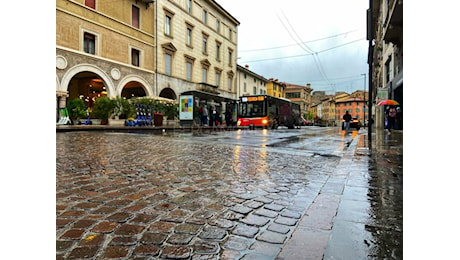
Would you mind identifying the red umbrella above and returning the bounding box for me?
[377,99,399,106]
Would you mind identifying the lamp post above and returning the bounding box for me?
[361,73,366,127]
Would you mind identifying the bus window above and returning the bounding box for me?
[239,101,265,117]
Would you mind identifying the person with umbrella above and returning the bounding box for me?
[378,99,399,134]
[386,106,397,134]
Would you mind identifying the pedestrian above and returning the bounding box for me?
[201,104,208,126]
[343,111,352,131]
[225,109,233,127]
[210,106,218,126]
[386,106,397,134]
[395,107,402,130]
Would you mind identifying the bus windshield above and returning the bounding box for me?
[238,101,265,118]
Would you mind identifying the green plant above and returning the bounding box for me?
[112,97,134,119]
[163,102,178,119]
[67,98,87,120]
[92,97,115,122]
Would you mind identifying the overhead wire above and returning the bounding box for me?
[238,30,359,53]
[238,38,365,63]
[277,11,333,86]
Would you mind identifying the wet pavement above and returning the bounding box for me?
[56,127,402,259]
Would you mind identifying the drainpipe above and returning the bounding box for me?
[155,0,158,96]
[367,0,373,148]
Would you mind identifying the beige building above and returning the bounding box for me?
[369,0,403,129]
[56,0,240,115]
[156,0,240,107]
[236,64,267,97]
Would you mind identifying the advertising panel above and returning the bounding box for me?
[179,95,193,120]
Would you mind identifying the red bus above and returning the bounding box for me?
[237,95,301,129]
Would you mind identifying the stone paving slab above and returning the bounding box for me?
[56,131,344,259]
[56,129,402,259]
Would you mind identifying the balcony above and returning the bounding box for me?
[383,0,403,45]
[136,0,154,8]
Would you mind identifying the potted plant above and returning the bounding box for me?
[163,102,178,120]
[112,97,134,119]
[92,96,115,125]
[67,98,87,124]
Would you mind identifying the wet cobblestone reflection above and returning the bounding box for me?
[56,132,341,259]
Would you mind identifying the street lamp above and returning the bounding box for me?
[361,73,366,127]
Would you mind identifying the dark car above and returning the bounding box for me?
[342,117,361,130]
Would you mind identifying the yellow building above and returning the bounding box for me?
[266,78,286,98]
[56,0,240,115]
[56,0,156,109]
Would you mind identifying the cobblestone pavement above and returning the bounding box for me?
[56,131,344,259]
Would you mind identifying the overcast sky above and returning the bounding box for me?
[217,0,370,94]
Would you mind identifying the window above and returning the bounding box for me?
[85,0,95,9]
[131,48,140,66]
[202,9,207,24]
[83,32,96,54]
[165,15,172,35]
[215,72,221,87]
[253,86,257,95]
[186,62,192,81]
[229,28,232,41]
[216,42,221,60]
[202,35,208,54]
[186,27,192,46]
[385,56,392,83]
[216,20,220,33]
[186,0,192,13]
[228,77,233,91]
[228,50,233,66]
[202,68,208,83]
[243,83,247,92]
[132,5,140,28]
[165,53,172,75]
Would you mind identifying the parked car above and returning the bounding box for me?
[342,117,361,130]
[300,117,313,126]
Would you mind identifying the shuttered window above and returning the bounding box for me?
[132,5,140,29]
[85,0,96,9]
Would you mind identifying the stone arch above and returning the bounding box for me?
[117,75,153,97]
[60,64,115,97]
[159,87,177,100]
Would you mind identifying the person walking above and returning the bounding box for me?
[225,109,233,127]
[343,111,352,132]
[386,106,397,134]
[201,104,208,126]
[210,106,218,126]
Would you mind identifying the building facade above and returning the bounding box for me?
[266,79,286,98]
[56,0,240,117]
[236,64,267,97]
[369,0,403,129]
[284,83,313,118]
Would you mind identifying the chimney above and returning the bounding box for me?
[306,83,311,88]
[244,64,249,69]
